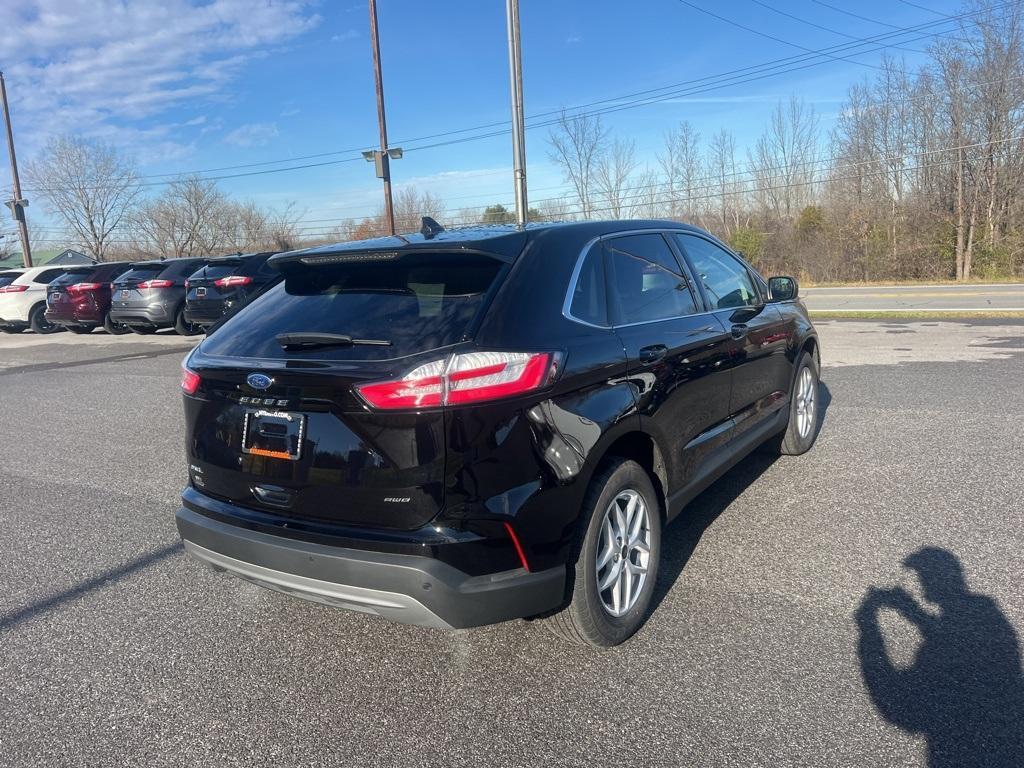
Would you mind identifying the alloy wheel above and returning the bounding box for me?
[795,367,817,439]
[595,489,651,617]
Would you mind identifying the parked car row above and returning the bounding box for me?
[0,252,279,336]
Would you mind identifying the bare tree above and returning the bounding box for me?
[594,139,638,219]
[25,136,140,260]
[547,110,609,218]
[131,176,236,258]
[750,96,820,221]
[659,121,703,220]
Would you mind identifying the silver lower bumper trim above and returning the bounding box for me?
[183,539,452,629]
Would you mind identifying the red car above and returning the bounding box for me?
[45,261,134,334]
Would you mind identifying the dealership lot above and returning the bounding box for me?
[1,320,1022,767]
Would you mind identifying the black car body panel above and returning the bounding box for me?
[183,252,279,328]
[110,258,208,329]
[176,221,819,627]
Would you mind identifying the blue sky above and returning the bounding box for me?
[2,0,964,241]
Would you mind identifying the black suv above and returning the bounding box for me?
[110,258,209,335]
[176,221,819,646]
[183,252,279,330]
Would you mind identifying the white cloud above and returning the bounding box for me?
[332,30,359,43]
[565,33,582,44]
[223,122,280,147]
[2,0,320,157]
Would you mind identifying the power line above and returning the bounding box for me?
[747,0,925,53]
[21,0,1012,195]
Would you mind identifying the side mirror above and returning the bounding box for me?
[768,275,799,302]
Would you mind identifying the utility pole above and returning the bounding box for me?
[367,0,400,236]
[0,72,31,268]
[506,0,528,228]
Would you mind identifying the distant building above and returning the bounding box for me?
[0,248,96,269]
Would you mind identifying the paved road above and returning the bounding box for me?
[803,282,1024,312]
[1,321,1022,767]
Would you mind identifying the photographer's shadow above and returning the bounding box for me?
[857,548,1024,766]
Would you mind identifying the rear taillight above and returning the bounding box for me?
[181,367,201,395]
[138,279,173,289]
[355,351,558,410]
[67,282,101,294]
[214,275,252,288]
[0,285,28,293]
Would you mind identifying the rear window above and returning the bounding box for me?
[192,260,246,280]
[117,265,163,283]
[0,272,22,288]
[201,252,504,361]
[49,270,94,287]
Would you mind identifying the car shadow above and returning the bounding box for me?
[0,542,183,633]
[650,380,832,615]
[856,548,1024,766]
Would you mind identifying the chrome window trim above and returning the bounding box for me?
[562,228,727,331]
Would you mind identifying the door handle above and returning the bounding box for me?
[731,324,748,340]
[638,344,668,364]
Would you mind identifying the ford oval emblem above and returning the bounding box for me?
[247,373,273,391]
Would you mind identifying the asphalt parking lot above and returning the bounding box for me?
[1,319,1022,767]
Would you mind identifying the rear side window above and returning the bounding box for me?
[201,252,505,361]
[675,234,760,310]
[569,243,608,326]
[0,273,20,288]
[605,234,699,325]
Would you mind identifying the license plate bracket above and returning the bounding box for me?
[120,289,129,300]
[241,410,306,461]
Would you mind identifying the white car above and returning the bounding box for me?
[0,265,73,334]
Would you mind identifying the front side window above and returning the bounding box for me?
[675,234,760,311]
[605,234,698,325]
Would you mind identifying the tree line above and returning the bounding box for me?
[17,0,1024,281]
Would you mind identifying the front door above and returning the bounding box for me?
[672,233,791,442]
[602,233,735,498]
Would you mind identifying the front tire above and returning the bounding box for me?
[770,350,821,456]
[546,458,662,647]
[29,305,61,334]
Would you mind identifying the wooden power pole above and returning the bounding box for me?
[0,72,32,268]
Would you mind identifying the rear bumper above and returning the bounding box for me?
[109,302,171,326]
[176,506,565,630]
[45,307,103,325]
[183,302,227,326]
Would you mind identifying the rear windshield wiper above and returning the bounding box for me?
[275,332,392,350]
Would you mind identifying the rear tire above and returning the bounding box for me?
[29,305,61,334]
[1,326,25,334]
[129,325,157,335]
[67,325,94,334]
[174,308,202,336]
[766,350,820,456]
[545,458,661,647]
[103,313,131,335]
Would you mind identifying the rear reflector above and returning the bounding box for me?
[139,279,173,289]
[0,285,28,293]
[355,351,558,410]
[214,275,253,288]
[181,367,201,395]
[503,521,531,572]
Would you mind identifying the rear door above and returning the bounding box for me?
[603,232,735,497]
[673,233,791,441]
[186,250,508,530]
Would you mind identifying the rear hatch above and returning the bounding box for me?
[185,257,249,318]
[46,268,95,316]
[184,250,508,530]
[112,263,165,307]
